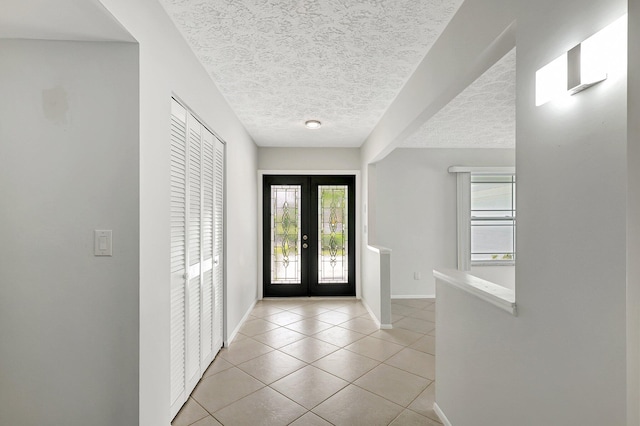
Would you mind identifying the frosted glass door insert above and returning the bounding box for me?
[271,185,301,284]
[318,185,348,283]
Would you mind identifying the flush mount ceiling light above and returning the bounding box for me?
[304,120,322,129]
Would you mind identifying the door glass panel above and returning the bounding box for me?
[271,185,301,284]
[318,185,348,283]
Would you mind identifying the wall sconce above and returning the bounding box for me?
[535,14,626,106]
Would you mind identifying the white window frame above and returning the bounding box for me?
[449,166,516,270]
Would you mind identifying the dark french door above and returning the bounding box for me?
[263,175,355,297]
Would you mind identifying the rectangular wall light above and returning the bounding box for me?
[535,14,626,106]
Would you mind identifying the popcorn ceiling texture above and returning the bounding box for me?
[402,48,516,149]
[159,0,463,147]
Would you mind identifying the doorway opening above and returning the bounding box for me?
[263,175,355,297]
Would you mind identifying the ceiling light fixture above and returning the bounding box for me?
[304,120,322,129]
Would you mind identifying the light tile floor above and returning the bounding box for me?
[172,298,440,426]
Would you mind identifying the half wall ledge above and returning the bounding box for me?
[433,269,517,316]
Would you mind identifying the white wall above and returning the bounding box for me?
[376,148,514,297]
[0,40,139,425]
[359,0,516,323]
[469,266,515,291]
[436,0,628,424]
[93,1,259,424]
[258,147,360,170]
[257,147,361,301]
[628,0,640,423]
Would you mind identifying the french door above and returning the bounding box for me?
[263,175,355,297]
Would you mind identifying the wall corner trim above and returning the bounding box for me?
[225,299,258,346]
[434,402,453,426]
[434,269,517,316]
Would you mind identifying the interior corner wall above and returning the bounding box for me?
[0,40,139,426]
[514,0,627,424]
[257,147,361,170]
[98,1,258,424]
[628,0,640,423]
[376,148,514,297]
[436,1,628,423]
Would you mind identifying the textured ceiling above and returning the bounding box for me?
[159,0,463,147]
[401,47,516,149]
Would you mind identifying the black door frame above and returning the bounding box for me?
[262,174,356,297]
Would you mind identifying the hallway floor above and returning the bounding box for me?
[172,298,440,426]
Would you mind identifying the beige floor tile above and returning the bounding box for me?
[313,326,367,347]
[344,336,404,362]
[369,328,423,346]
[408,309,436,322]
[238,318,280,336]
[202,356,233,378]
[261,299,308,310]
[385,347,436,379]
[393,317,435,334]
[424,302,436,312]
[190,416,223,426]
[313,299,357,310]
[409,334,436,355]
[339,317,379,334]
[428,327,436,337]
[289,411,333,426]
[391,313,406,323]
[313,385,404,426]
[312,348,380,382]
[390,409,441,426]
[390,304,420,317]
[213,387,306,426]
[263,310,306,326]
[271,365,349,409]
[279,337,340,363]
[218,338,273,365]
[354,364,429,407]
[250,304,285,318]
[192,367,264,413]
[287,304,331,317]
[251,326,306,349]
[285,318,334,336]
[231,332,250,342]
[333,303,369,316]
[171,397,208,426]
[399,299,434,309]
[236,350,306,384]
[313,310,353,325]
[408,382,441,422]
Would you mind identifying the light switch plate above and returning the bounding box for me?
[94,230,113,256]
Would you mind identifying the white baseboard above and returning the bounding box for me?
[433,402,452,426]
[361,298,393,329]
[392,294,436,299]
[225,299,257,346]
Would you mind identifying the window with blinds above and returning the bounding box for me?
[470,174,516,264]
[170,98,224,419]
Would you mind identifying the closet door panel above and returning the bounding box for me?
[200,129,215,367]
[170,101,188,413]
[213,139,224,351]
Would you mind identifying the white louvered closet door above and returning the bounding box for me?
[170,98,225,420]
[185,112,202,394]
[200,129,215,369]
[170,100,188,416]
[212,139,224,351]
